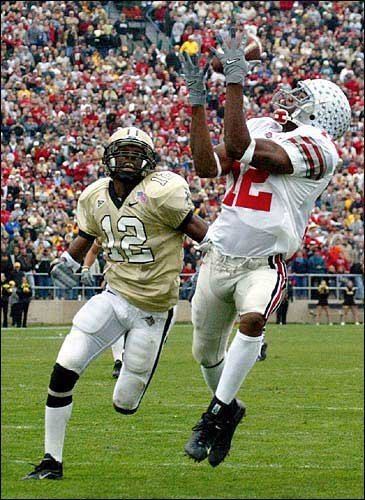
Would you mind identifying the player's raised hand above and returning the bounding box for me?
[211,27,260,85]
[179,51,210,106]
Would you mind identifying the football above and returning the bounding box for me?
[211,34,263,73]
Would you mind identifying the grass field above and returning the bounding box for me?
[1,323,364,499]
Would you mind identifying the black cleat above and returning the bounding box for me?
[184,412,224,462]
[208,399,246,467]
[23,454,63,480]
[112,359,122,378]
[257,342,268,362]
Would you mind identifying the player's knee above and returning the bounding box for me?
[124,333,155,374]
[239,312,266,336]
[192,338,221,367]
[112,373,145,415]
[46,363,79,408]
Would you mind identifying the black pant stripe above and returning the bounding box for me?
[264,258,281,318]
[264,275,281,319]
[134,308,174,409]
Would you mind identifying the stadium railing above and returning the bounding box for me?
[25,273,365,301]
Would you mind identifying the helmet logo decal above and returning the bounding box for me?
[272,79,351,139]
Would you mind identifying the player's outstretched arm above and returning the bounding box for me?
[180,52,234,178]
[215,28,293,175]
[190,106,218,177]
[225,85,293,175]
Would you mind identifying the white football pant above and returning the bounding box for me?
[56,287,176,412]
[192,246,287,367]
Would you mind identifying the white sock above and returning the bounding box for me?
[112,336,125,361]
[45,403,73,463]
[201,359,225,393]
[215,331,263,404]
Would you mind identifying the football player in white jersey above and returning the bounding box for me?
[24,127,208,480]
[180,29,351,467]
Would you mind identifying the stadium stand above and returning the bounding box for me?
[1,0,363,301]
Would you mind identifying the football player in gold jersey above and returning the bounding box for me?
[25,127,208,480]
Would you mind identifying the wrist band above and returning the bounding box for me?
[61,251,81,273]
[240,139,256,164]
[213,152,223,177]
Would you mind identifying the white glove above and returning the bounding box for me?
[80,266,95,287]
[50,252,80,289]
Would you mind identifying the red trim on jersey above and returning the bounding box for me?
[289,137,314,178]
[302,136,326,179]
[288,136,326,180]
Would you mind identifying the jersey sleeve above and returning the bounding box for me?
[76,189,100,238]
[148,173,195,229]
[276,131,339,180]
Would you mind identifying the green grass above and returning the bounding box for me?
[1,324,364,499]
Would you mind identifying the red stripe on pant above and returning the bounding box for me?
[264,256,287,320]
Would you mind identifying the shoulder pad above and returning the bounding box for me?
[78,178,110,201]
[145,171,188,199]
[247,117,282,135]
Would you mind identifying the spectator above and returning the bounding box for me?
[340,280,360,325]
[171,15,185,45]
[312,280,332,326]
[179,35,199,56]
[9,281,22,328]
[308,249,327,296]
[18,275,33,328]
[1,0,363,303]
[290,250,308,299]
[1,273,12,328]
[17,247,36,292]
[10,261,25,287]
[276,280,293,325]
[350,261,364,300]
[1,251,14,281]
[166,45,182,71]
[35,247,53,299]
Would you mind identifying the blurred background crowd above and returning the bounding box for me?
[1,0,364,303]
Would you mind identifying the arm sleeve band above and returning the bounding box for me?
[239,139,256,164]
[61,251,82,273]
[176,210,194,231]
[78,229,96,242]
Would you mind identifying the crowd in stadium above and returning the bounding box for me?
[1,0,364,301]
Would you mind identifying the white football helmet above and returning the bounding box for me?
[272,79,351,139]
[103,127,157,181]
